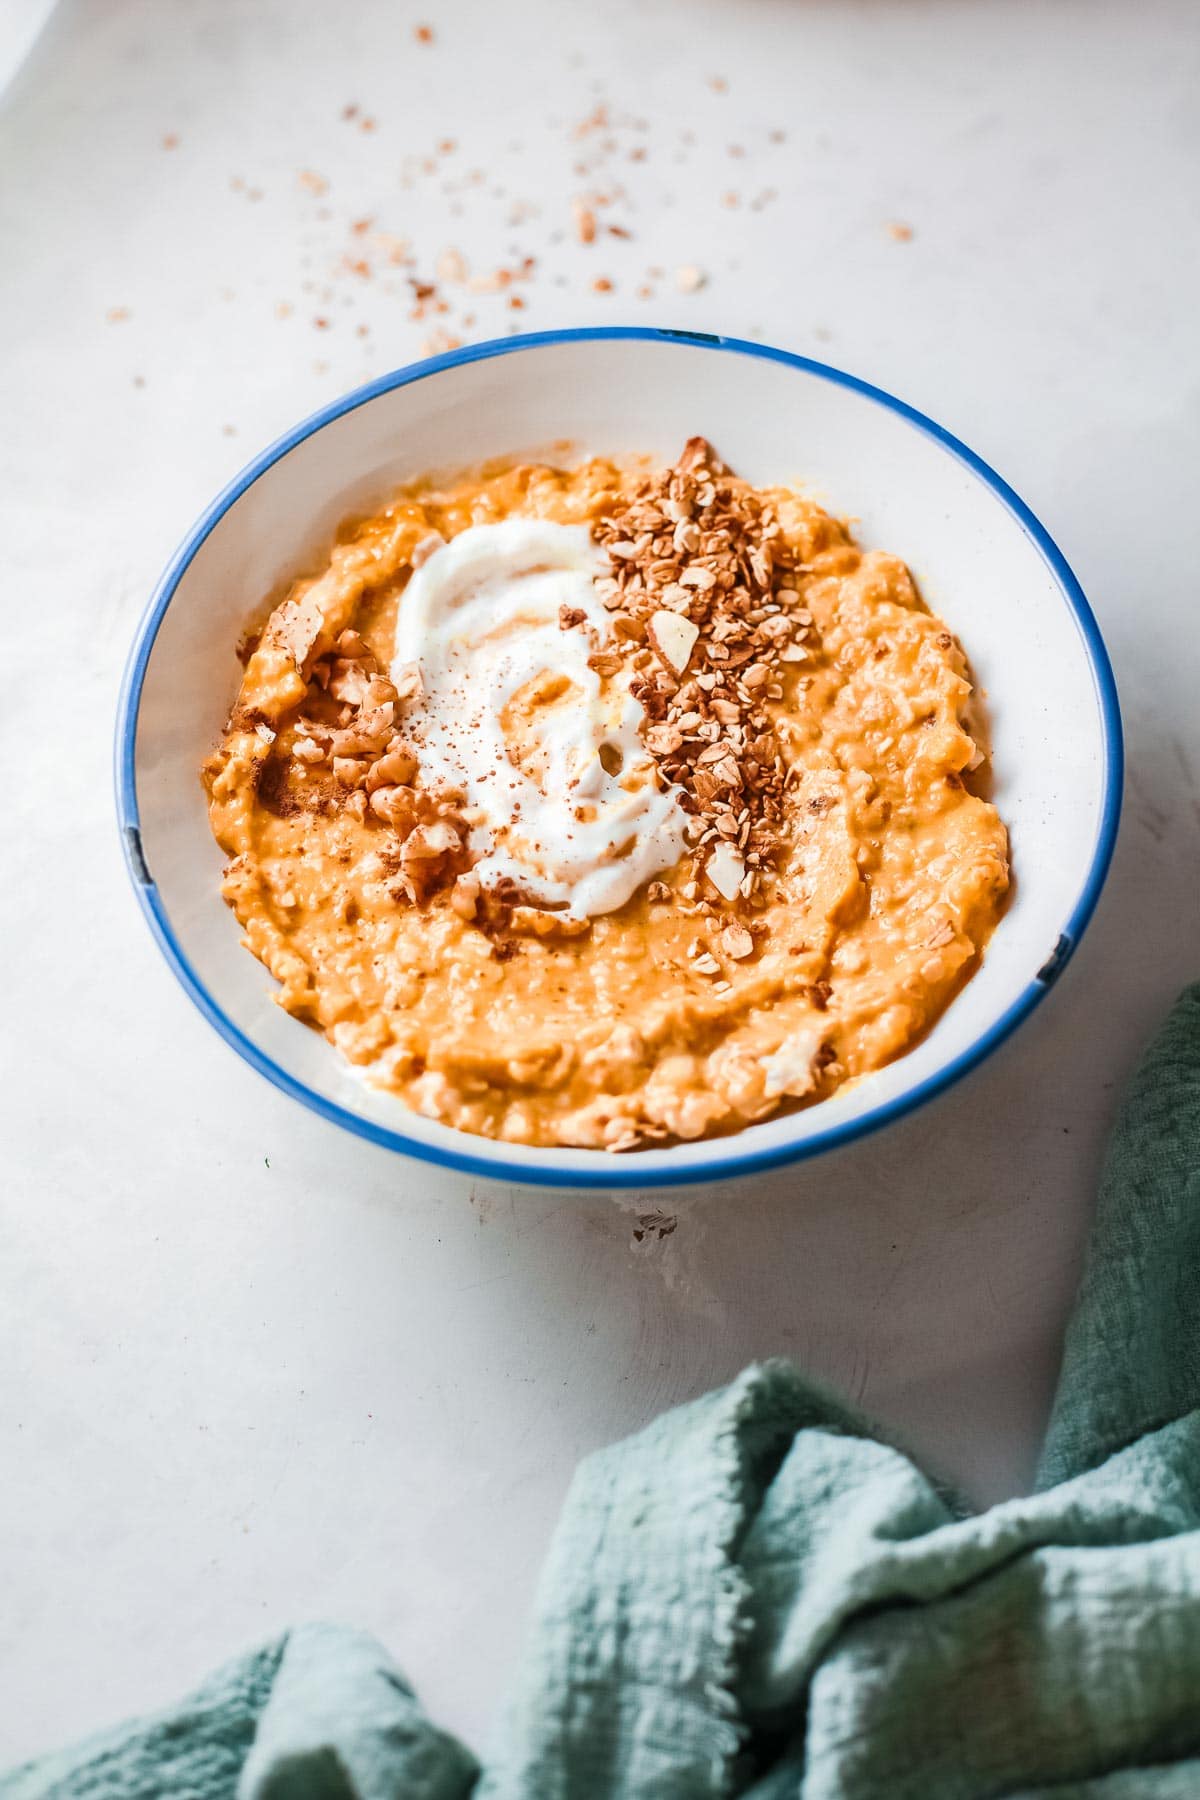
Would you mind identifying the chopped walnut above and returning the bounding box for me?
[269,589,327,672]
[365,743,419,791]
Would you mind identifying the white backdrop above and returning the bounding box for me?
[2,0,1198,1768]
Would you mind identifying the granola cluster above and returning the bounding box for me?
[587,437,817,911]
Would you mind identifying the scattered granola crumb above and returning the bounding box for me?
[572,197,597,244]
[106,307,130,323]
[161,133,179,150]
[414,23,434,42]
[592,276,614,293]
[298,169,329,196]
[275,300,293,319]
[436,246,468,283]
[708,75,729,93]
[675,264,706,294]
[886,220,915,242]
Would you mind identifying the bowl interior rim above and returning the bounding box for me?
[114,326,1123,1190]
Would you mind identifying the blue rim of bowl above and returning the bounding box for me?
[115,326,1123,1189]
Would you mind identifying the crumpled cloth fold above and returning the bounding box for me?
[8,987,1200,1800]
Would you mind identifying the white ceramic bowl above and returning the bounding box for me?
[117,328,1122,1189]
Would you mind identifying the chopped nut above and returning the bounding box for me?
[587,649,623,678]
[647,609,700,674]
[328,703,395,757]
[369,785,415,827]
[705,840,745,900]
[722,923,755,960]
[402,820,462,861]
[365,743,418,791]
[450,873,481,920]
[270,589,327,671]
[392,662,424,704]
[644,723,685,756]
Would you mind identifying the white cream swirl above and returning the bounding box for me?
[392,520,688,917]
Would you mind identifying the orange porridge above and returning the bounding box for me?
[203,438,1009,1151]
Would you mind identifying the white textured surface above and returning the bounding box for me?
[2,0,1198,1768]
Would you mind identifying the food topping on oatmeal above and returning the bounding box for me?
[391,518,687,917]
[204,440,1010,1152]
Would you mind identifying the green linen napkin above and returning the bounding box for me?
[7,986,1199,1800]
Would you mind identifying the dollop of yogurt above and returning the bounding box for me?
[392,519,688,917]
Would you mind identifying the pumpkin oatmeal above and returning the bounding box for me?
[203,438,1009,1151]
